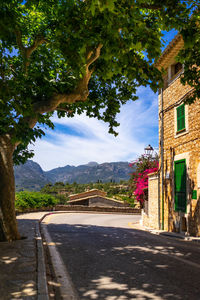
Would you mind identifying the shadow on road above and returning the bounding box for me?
[47,222,200,300]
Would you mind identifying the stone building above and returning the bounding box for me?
[68,189,126,207]
[143,34,200,236]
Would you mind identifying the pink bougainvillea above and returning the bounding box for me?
[129,155,158,205]
[134,166,158,203]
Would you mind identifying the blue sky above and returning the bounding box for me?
[30,30,177,171]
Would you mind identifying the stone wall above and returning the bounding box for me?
[16,206,141,215]
[56,205,141,214]
[142,172,159,230]
[67,199,89,206]
[159,73,200,236]
[89,196,126,207]
[68,195,126,207]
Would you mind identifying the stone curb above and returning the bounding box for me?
[36,222,49,300]
[41,223,80,300]
[156,231,200,243]
[129,222,200,243]
[39,212,80,300]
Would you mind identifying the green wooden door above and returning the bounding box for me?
[174,159,187,212]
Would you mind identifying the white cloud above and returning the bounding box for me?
[29,87,159,171]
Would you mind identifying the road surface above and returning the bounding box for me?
[43,213,200,299]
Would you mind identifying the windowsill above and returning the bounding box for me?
[177,128,186,134]
[168,69,183,87]
[175,129,189,139]
[174,209,187,214]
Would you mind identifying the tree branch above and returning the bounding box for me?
[15,27,47,74]
[56,107,73,113]
[21,43,103,131]
[15,27,25,53]
[0,49,5,81]
[25,36,48,59]
[86,43,103,69]
[35,43,103,112]
[139,4,162,10]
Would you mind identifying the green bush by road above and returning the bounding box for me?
[15,191,58,211]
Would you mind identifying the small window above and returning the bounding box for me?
[176,104,185,132]
[175,62,182,74]
[171,62,183,78]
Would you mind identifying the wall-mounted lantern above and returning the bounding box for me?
[144,144,154,156]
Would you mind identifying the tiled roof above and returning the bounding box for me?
[67,195,124,204]
[155,34,184,70]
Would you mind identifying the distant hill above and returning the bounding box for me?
[14,160,132,191]
[45,161,131,184]
[14,160,49,191]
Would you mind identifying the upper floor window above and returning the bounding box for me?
[161,62,183,92]
[174,103,188,138]
[172,62,183,78]
[168,62,183,84]
[176,104,185,132]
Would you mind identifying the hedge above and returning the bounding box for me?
[15,191,58,211]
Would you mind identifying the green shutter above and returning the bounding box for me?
[174,159,187,212]
[176,104,185,132]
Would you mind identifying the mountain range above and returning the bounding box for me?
[14,160,132,191]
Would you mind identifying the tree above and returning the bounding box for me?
[0,0,193,241]
[178,7,200,104]
[54,181,65,187]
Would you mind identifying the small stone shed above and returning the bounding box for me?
[68,189,126,207]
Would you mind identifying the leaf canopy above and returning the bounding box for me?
[0,0,193,163]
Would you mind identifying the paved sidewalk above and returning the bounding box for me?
[0,212,47,300]
[129,221,200,243]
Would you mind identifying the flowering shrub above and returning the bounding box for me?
[129,155,158,206]
[134,166,158,203]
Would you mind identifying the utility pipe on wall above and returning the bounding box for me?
[160,88,164,230]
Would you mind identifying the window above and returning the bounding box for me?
[176,104,185,132]
[167,63,183,87]
[174,159,187,213]
[175,62,182,74]
[171,62,183,79]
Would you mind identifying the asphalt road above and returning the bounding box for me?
[45,213,200,300]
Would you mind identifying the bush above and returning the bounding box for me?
[55,194,69,205]
[15,191,58,211]
[121,196,135,207]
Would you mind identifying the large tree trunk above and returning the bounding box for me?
[0,135,20,241]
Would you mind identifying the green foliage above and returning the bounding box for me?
[15,191,58,211]
[178,9,200,104]
[0,0,193,163]
[41,180,135,206]
[54,181,65,187]
[120,195,135,207]
[55,194,68,205]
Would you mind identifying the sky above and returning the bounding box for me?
[29,30,177,171]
